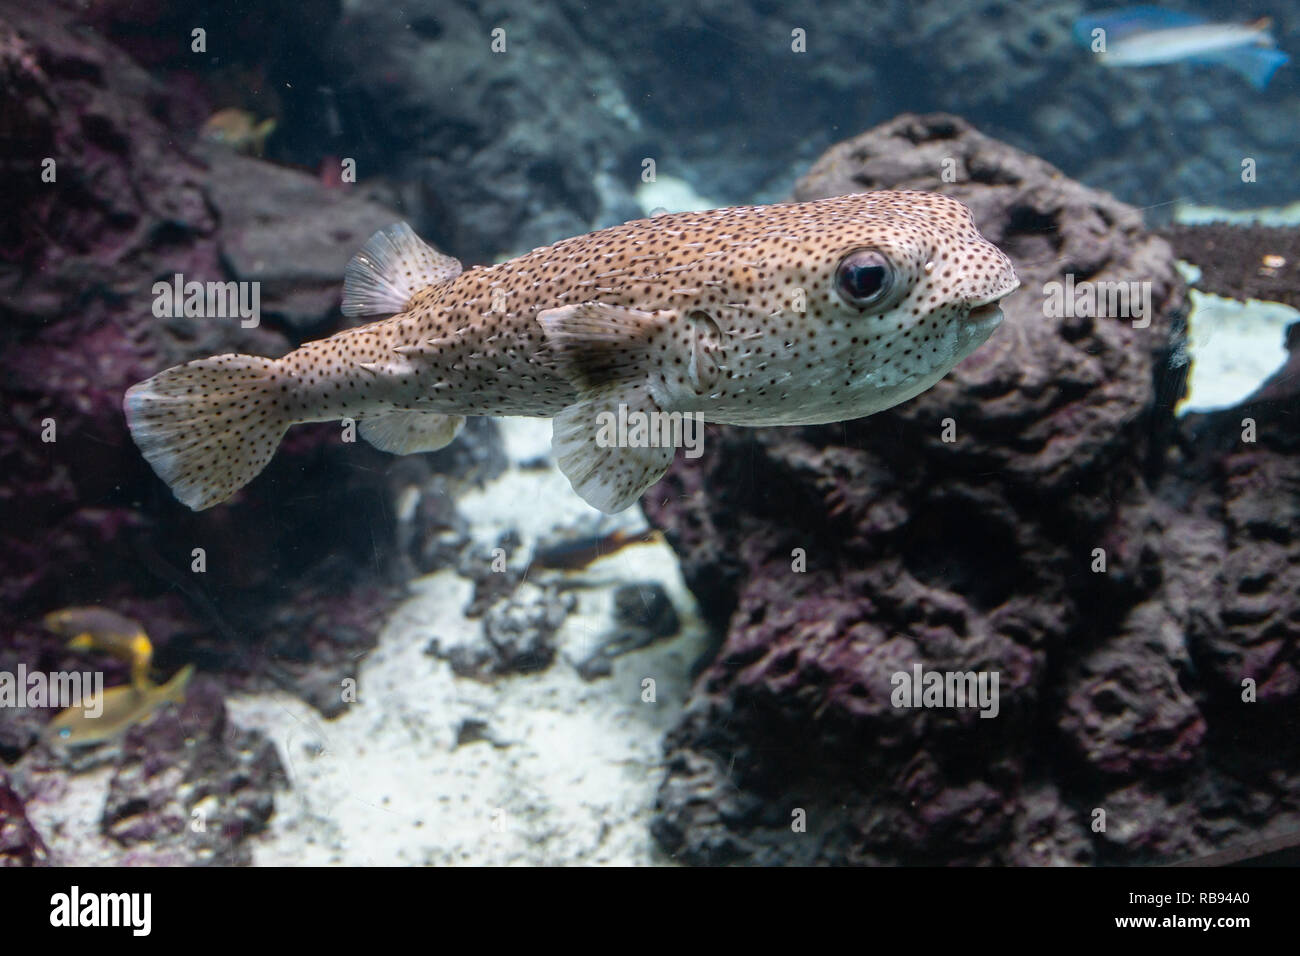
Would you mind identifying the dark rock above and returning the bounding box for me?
[0,770,49,866]
[652,750,765,865]
[99,678,288,865]
[422,416,509,486]
[1057,608,1206,777]
[1004,783,1094,866]
[457,532,524,618]
[327,1,642,263]
[578,581,681,680]
[612,581,680,638]
[1208,450,1300,700]
[480,588,574,676]
[1174,369,1300,710]
[0,627,76,762]
[199,143,404,330]
[646,114,1300,865]
[575,655,614,682]
[255,578,394,719]
[1250,320,1300,406]
[1168,314,1300,714]
[454,718,508,749]
[387,419,508,579]
[1093,783,1207,861]
[428,586,574,681]
[395,475,471,577]
[438,642,497,681]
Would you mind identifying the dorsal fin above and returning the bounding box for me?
[342,223,462,317]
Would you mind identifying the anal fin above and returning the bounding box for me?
[360,410,466,454]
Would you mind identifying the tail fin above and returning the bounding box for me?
[252,117,277,152]
[159,663,196,703]
[1223,46,1289,90]
[124,354,290,510]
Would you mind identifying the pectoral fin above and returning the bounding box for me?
[360,410,466,454]
[538,303,671,388]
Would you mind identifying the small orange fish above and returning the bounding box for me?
[200,108,277,156]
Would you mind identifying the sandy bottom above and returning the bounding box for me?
[1180,290,1298,413]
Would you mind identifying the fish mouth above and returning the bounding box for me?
[964,299,1008,333]
[964,278,1019,327]
[967,301,1004,324]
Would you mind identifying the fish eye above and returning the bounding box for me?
[834,249,894,309]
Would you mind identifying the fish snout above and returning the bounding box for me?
[950,235,1019,318]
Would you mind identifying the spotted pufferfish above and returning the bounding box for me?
[125,190,1019,513]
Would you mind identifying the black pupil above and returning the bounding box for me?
[840,256,886,301]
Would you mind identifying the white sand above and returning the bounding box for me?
[1178,290,1297,414]
[228,418,711,865]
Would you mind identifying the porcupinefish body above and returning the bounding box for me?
[125,190,1018,513]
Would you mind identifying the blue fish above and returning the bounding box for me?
[1074,6,1290,89]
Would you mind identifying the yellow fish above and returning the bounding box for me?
[43,606,154,689]
[42,664,195,748]
[124,191,1018,513]
[200,108,277,156]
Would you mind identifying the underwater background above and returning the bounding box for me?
[1,0,1298,865]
